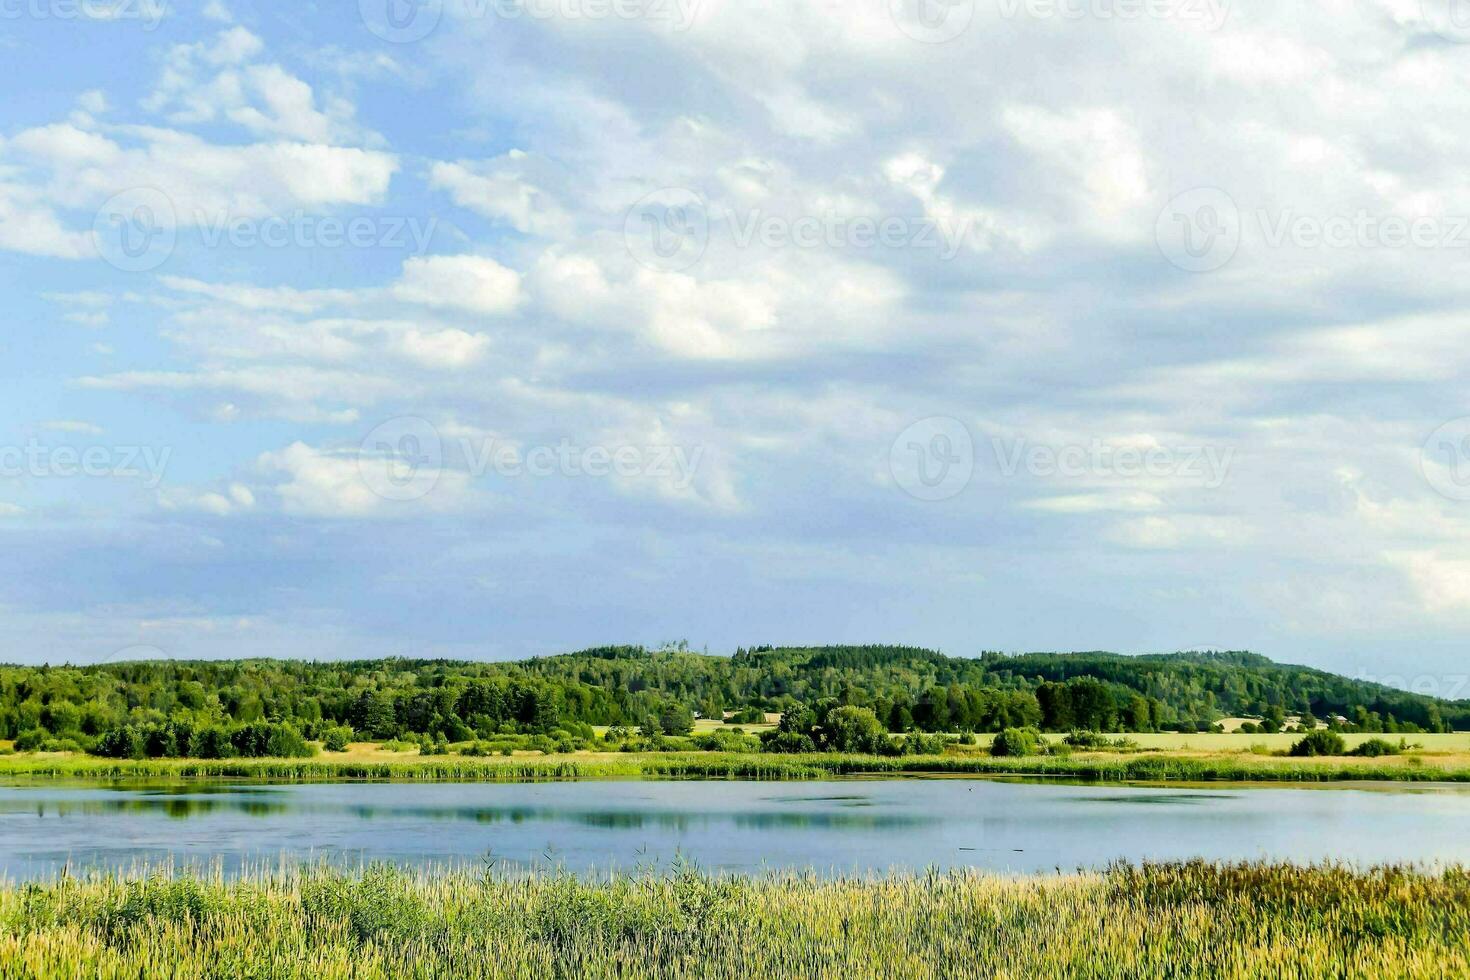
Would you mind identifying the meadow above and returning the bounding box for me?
[5,739,1470,784]
[0,861,1466,978]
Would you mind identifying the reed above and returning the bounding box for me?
[4,750,1469,784]
[1,861,1466,978]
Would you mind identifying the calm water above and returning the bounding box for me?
[2,778,1469,880]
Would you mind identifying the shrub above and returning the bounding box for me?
[1064,731,1140,751]
[692,730,762,753]
[1290,730,1347,757]
[991,727,1043,757]
[900,732,947,756]
[188,727,236,759]
[1064,730,1106,749]
[13,729,49,753]
[759,731,817,754]
[1350,738,1403,758]
[94,726,145,759]
[321,726,353,752]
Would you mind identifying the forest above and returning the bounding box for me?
[0,645,1463,758]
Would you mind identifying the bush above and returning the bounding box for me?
[321,726,354,752]
[13,729,49,753]
[759,730,817,754]
[1290,730,1347,757]
[991,727,1043,757]
[692,730,762,753]
[189,727,236,759]
[1063,730,1107,749]
[92,721,313,760]
[39,737,84,753]
[1350,738,1404,758]
[900,732,947,756]
[94,726,145,759]
[1064,731,1140,751]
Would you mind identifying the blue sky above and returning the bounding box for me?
[3,0,1470,686]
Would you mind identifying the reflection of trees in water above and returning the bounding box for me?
[9,793,935,832]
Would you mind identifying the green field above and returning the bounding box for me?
[6,745,1470,784]
[1,862,1465,978]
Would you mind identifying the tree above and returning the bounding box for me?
[658,703,694,736]
[351,691,398,740]
[96,726,145,760]
[818,706,887,753]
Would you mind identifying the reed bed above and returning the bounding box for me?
[4,750,1470,785]
[1,861,1467,978]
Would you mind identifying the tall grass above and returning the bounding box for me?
[3,750,1469,784]
[1,861,1467,977]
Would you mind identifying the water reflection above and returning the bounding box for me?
[2,793,931,831]
[1,779,1469,881]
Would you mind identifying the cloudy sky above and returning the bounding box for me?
[3,0,1470,684]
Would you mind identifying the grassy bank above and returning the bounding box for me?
[1,862,1467,978]
[5,747,1470,784]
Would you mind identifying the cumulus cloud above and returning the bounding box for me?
[392,255,524,316]
[10,2,1470,670]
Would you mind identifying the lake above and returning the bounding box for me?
[2,778,1469,880]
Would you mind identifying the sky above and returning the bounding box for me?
[2,0,1470,688]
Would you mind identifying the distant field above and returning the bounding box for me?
[972,732,1470,753]
[589,719,779,737]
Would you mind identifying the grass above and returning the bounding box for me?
[1,861,1467,977]
[6,745,1470,784]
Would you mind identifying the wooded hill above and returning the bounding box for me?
[1,646,1464,754]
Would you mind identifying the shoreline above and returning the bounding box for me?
[4,749,1470,786]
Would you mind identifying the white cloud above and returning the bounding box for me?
[41,420,104,435]
[0,122,399,263]
[157,483,256,517]
[159,276,358,314]
[392,255,524,316]
[1105,515,1247,551]
[259,442,473,517]
[430,152,574,237]
[1000,105,1152,240]
[143,28,377,145]
[1023,492,1164,515]
[0,182,93,258]
[1387,550,1470,615]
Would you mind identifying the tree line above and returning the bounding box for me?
[0,646,1462,757]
